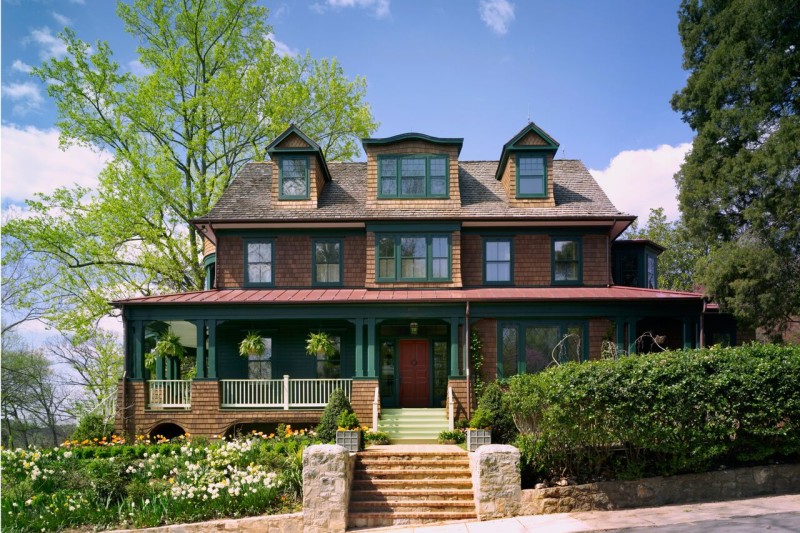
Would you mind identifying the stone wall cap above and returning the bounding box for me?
[303,444,348,457]
[473,444,520,456]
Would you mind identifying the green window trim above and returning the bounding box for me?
[497,320,588,378]
[278,155,310,200]
[312,239,344,286]
[243,239,275,287]
[483,237,513,285]
[515,154,548,198]
[377,154,450,199]
[551,237,582,285]
[375,234,452,282]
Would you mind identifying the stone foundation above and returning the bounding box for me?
[520,463,800,515]
[302,444,355,533]
[110,512,303,533]
[470,444,521,520]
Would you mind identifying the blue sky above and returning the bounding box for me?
[2,0,694,221]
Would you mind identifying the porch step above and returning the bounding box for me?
[379,408,449,444]
[348,447,476,529]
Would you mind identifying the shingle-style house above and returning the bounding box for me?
[114,122,712,440]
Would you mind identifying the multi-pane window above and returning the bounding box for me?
[552,238,581,284]
[499,322,585,378]
[279,157,309,198]
[516,155,546,197]
[376,235,450,281]
[248,337,272,379]
[646,254,657,289]
[316,335,341,379]
[485,239,512,283]
[379,155,449,198]
[314,241,342,285]
[245,241,273,285]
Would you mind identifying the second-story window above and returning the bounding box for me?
[245,240,273,286]
[313,240,342,285]
[484,238,512,284]
[279,157,309,199]
[379,155,449,198]
[552,238,581,284]
[516,155,547,197]
[376,234,451,281]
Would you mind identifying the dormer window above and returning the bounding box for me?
[516,155,547,198]
[279,156,309,199]
[378,155,449,198]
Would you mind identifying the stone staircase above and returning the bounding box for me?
[348,446,476,529]
[378,408,448,444]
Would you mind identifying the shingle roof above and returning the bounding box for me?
[115,286,703,306]
[201,159,629,222]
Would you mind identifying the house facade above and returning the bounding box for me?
[114,123,709,439]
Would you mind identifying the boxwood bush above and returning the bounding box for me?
[506,344,800,486]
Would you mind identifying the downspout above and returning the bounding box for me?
[607,220,614,286]
[465,301,471,419]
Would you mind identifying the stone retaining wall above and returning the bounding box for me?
[110,512,303,533]
[520,463,800,515]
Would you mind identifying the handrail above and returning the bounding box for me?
[448,385,455,431]
[220,377,352,409]
[372,385,380,431]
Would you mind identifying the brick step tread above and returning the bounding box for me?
[357,451,468,458]
[348,512,477,520]
[352,479,473,488]
[351,488,474,497]
[356,462,470,470]
[354,469,472,478]
[349,500,475,508]
[357,458,469,465]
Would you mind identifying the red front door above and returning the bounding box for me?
[398,340,430,407]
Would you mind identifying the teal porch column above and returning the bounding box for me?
[132,320,144,379]
[683,318,693,349]
[614,317,625,356]
[366,318,377,378]
[207,320,217,379]
[353,318,364,377]
[195,320,206,379]
[449,317,459,376]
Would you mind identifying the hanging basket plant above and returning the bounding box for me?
[306,331,336,357]
[145,330,186,370]
[239,331,265,357]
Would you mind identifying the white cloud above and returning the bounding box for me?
[52,12,72,26]
[12,59,33,73]
[589,143,691,222]
[480,0,515,35]
[28,26,68,60]
[128,59,151,76]
[0,125,111,203]
[68,0,85,4]
[2,82,44,114]
[266,34,298,57]
[317,0,390,19]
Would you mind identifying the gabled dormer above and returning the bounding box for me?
[361,133,463,210]
[266,125,332,208]
[495,123,559,208]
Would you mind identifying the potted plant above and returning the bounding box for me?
[145,330,186,371]
[466,408,492,451]
[306,331,336,357]
[239,331,265,357]
[335,411,363,452]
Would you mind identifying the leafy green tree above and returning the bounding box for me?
[626,207,702,292]
[3,0,377,340]
[671,0,800,333]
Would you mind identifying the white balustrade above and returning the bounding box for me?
[148,380,192,409]
[219,377,352,409]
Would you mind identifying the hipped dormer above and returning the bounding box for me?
[361,133,463,209]
[495,123,559,208]
[266,125,332,208]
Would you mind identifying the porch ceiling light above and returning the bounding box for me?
[410,322,419,335]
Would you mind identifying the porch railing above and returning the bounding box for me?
[221,376,352,409]
[148,380,192,409]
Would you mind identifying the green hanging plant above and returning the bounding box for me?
[239,331,266,357]
[306,331,336,357]
[145,330,186,370]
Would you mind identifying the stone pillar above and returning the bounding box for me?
[471,444,521,520]
[302,444,354,533]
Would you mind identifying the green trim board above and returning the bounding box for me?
[515,154,548,198]
[366,222,460,232]
[362,132,464,155]
[377,154,450,199]
[243,238,275,287]
[497,319,588,378]
[483,237,513,285]
[278,155,310,200]
[551,236,582,285]
[312,238,344,286]
[376,233,452,282]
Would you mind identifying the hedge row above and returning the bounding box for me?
[505,344,800,484]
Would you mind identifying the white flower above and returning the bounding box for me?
[144,499,150,505]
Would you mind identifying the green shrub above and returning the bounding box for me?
[71,414,115,443]
[468,408,493,429]
[316,388,353,442]
[476,381,517,444]
[505,344,800,485]
[437,430,465,444]
[336,411,360,430]
[364,431,391,445]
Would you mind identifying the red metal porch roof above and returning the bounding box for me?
[114,286,704,306]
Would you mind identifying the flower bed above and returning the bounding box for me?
[1,427,318,532]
